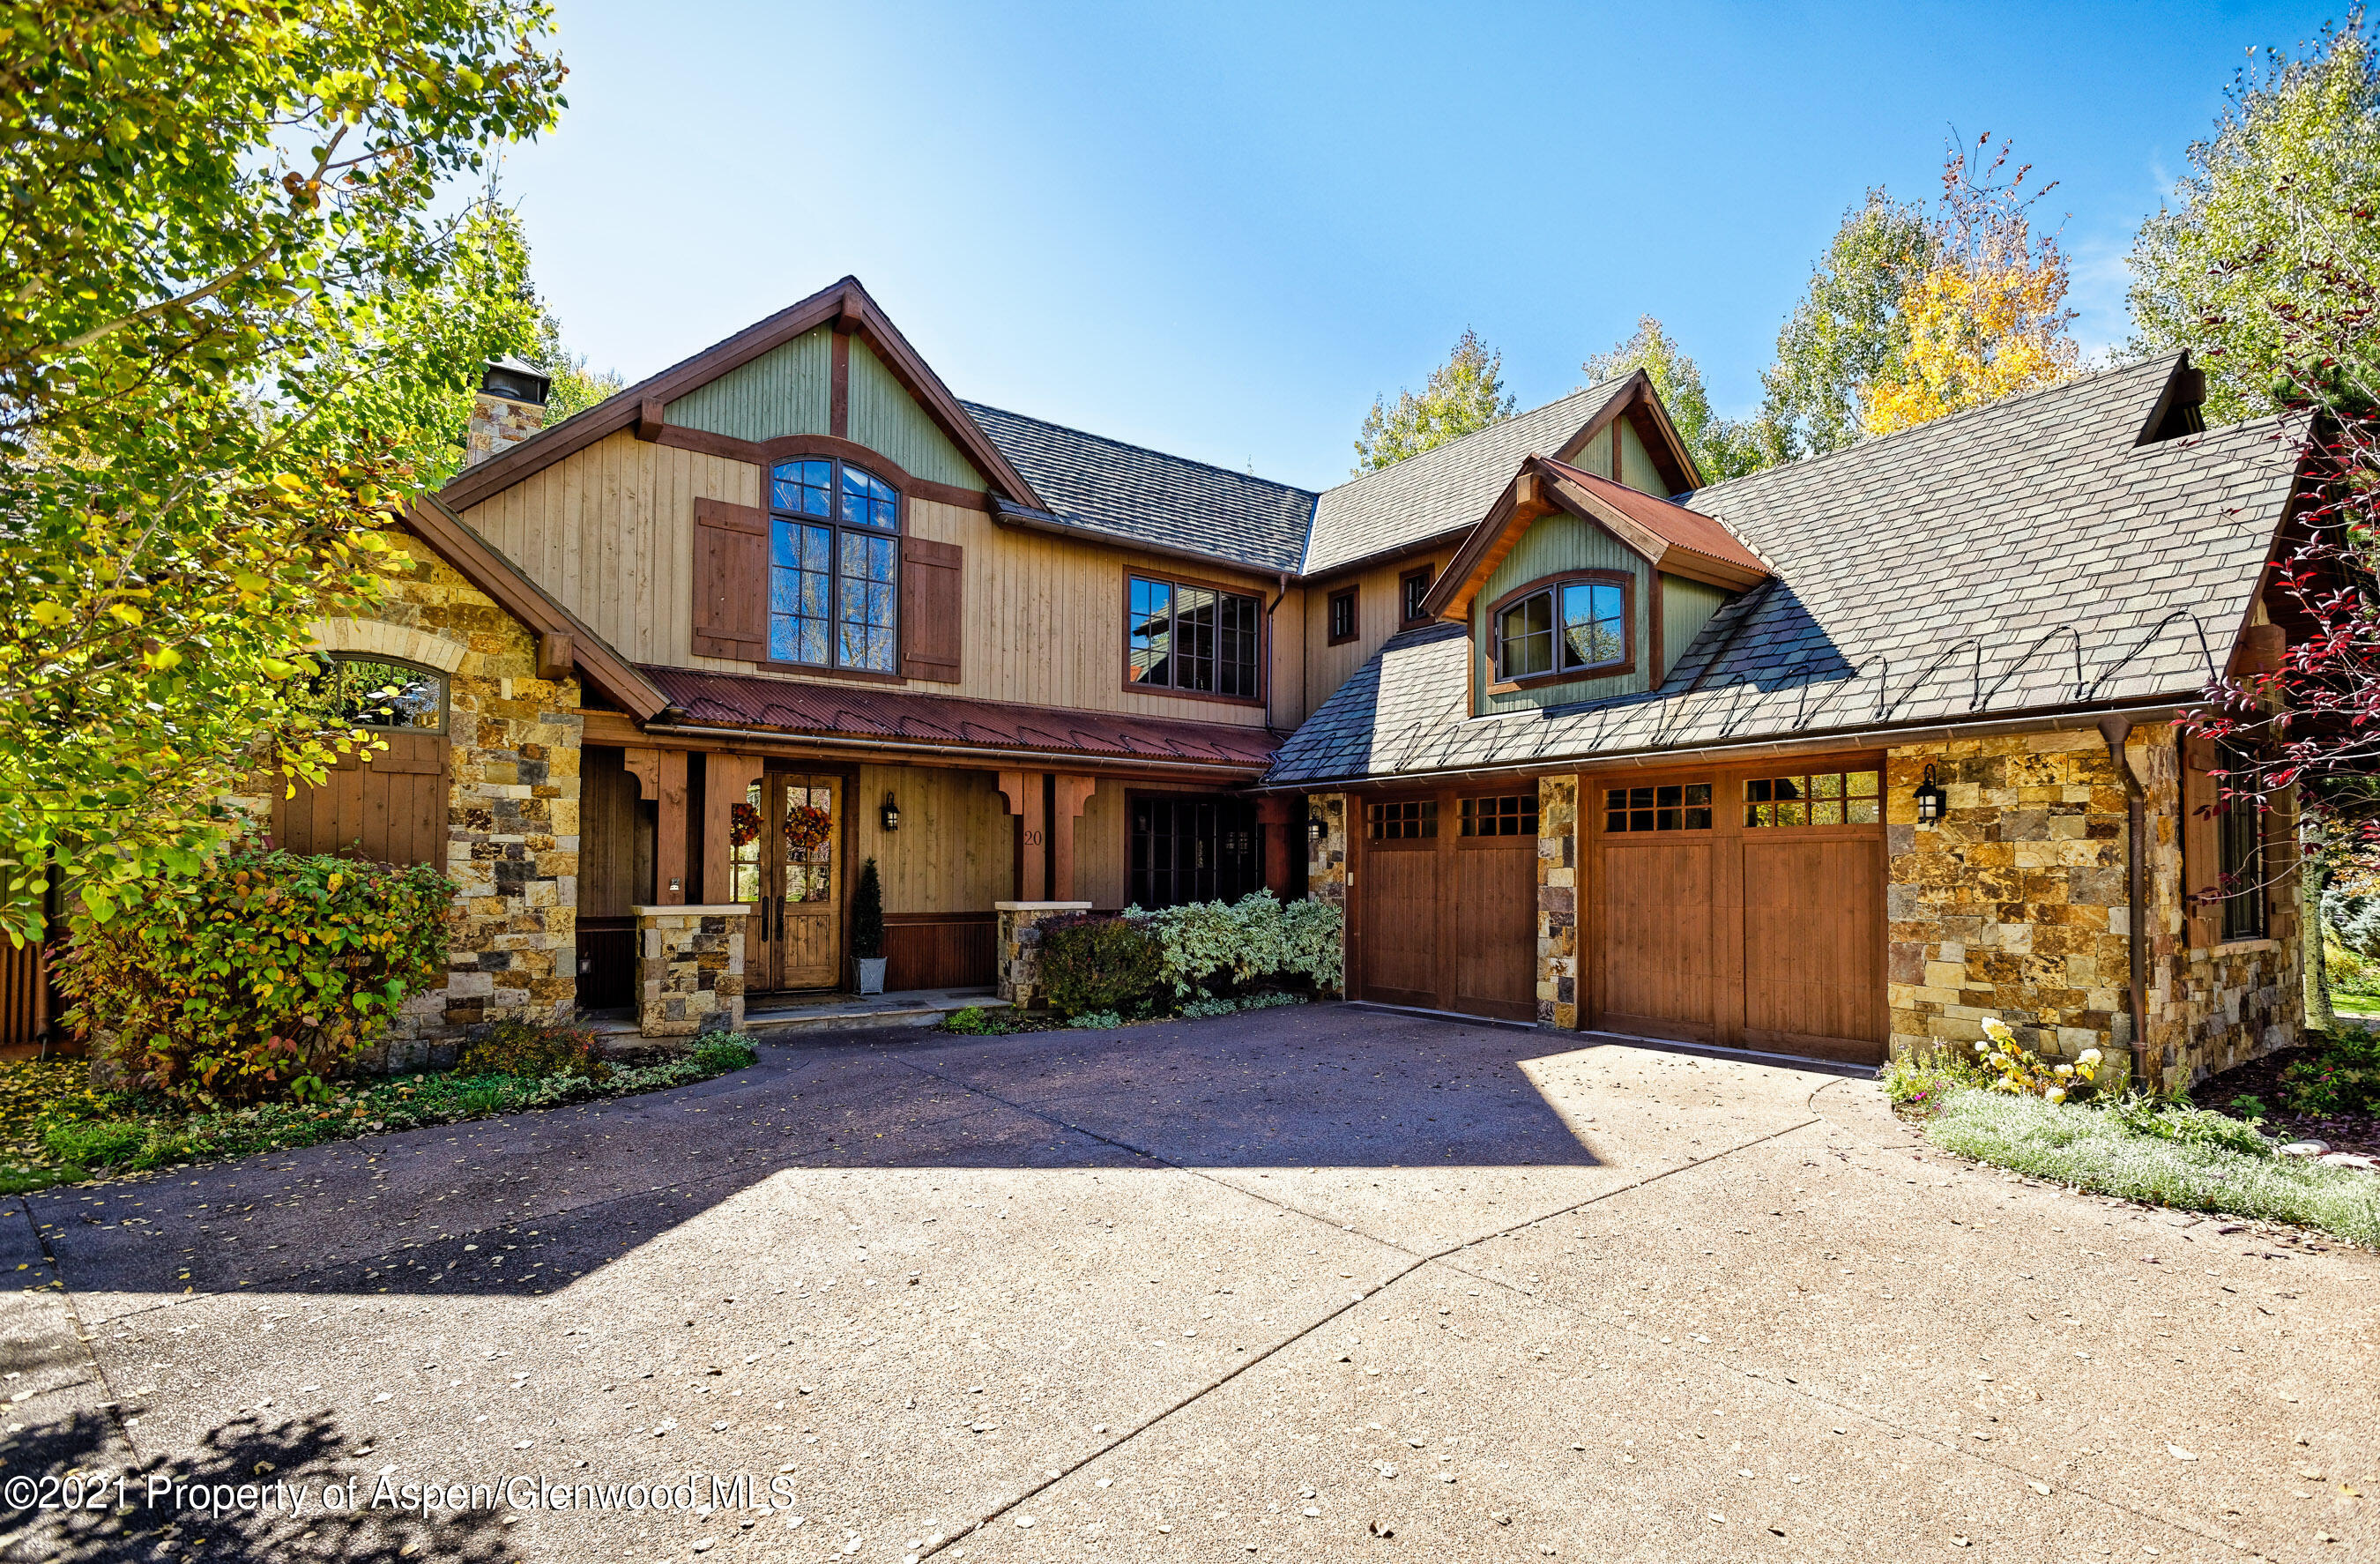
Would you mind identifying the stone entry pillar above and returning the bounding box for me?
[633,904,749,1037]
[995,900,1092,1012]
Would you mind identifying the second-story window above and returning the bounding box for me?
[1494,574,1630,681]
[1127,574,1261,699]
[769,458,900,673]
[1328,586,1358,644]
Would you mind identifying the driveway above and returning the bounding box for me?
[4,1006,2371,1563]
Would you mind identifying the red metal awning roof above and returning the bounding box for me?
[640,666,1283,771]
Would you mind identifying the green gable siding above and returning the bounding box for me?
[1618,417,1667,495]
[1474,512,1650,713]
[660,329,985,493]
[665,327,833,441]
[1659,574,1731,685]
[847,339,984,490]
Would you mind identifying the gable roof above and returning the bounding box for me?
[1264,354,2298,787]
[1302,372,1693,577]
[963,402,1315,575]
[436,277,1045,516]
[1427,453,1771,618]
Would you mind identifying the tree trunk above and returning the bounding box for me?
[2304,845,2337,1035]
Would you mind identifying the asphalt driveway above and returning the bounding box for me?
[4,1006,2371,1563]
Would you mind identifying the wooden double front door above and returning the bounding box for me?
[1350,789,1539,1024]
[731,771,844,992]
[1592,762,1886,1063]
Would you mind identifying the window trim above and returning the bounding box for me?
[1484,570,1636,693]
[1119,566,1268,708]
[2215,740,2271,942]
[1327,585,1360,646]
[1399,562,1437,628]
[760,454,908,685]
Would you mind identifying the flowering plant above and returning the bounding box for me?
[1975,1017,2102,1103]
[729,801,762,848]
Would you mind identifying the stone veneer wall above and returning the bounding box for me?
[636,906,747,1037]
[1536,775,1580,1031]
[1885,723,2299,1093]
[994,901,1091,1012]
[234,533,584,1057]
[1305,794,1348,913]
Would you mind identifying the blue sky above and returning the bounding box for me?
[504,0,2334,491]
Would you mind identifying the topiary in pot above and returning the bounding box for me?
[852,857,887,994]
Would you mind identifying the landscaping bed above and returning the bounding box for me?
[2189,1033,2380,1159]
[0,1031,758,1196]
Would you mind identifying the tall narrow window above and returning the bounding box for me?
[2217,741,2268,941]
[1400,563,1435,626]
[768,458,900,673]
[1328,587,1358,644]
[1127,574,1261,698]
[1493,574,1631,682]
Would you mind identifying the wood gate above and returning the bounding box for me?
[1350,788,1537,1024]
[1587,757,1885,1064]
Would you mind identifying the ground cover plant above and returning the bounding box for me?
[0,1030,756,1196]
[1885,1033,2380,1248]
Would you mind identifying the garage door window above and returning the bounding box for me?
[1460,794,1539,837]
[1603,783,1712,833]
[1744,769,1880,827]
[1367,800,1437,839]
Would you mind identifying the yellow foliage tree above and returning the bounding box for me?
[1862,136,2079,437]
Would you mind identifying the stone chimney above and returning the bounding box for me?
[465,358,551,467]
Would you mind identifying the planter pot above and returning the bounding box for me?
[853,957,887,996]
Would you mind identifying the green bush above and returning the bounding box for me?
[1038,912,1166,1019]
[2103,1094,2278,1158]
[941,1005,1017,1035]
[1067,1009,1124,1030]
[59,849,453,1108]
[1136,891,1343,998]
[2283,1027,2380,1115]
[457,1016,608,1083]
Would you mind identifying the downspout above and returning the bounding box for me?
[2097,716,2151,1089]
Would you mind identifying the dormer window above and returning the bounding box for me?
[1491,572,1631,683]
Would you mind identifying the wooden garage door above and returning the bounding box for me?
[1588,763,1885,1064]
[1353,790,1537,1023]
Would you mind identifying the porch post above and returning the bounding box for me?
[627,747,691,905]
[1256,795,1295,895]
[999,770,1047,901]
[1052,775,1097,902]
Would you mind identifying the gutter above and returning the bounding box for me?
[1248,698,2190,793]
[635,721,1271,779]
[2097,716,2153,1091]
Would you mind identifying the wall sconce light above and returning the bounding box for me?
[1305,816,1328,848]
[1913,763,1946,824]
[880,792,900,832]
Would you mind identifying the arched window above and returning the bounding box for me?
[320,655,448,733]
[1491,572,1631,682]
[768,458,901,672]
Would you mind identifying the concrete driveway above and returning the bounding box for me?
[4,1005,2372,1563]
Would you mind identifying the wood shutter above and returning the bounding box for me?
[2180,729,2220,950]
[271,731,450,869]
[900,536,963,682]
[692,498,768,661]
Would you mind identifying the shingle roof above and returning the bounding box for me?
[1264,356,2298,786]
[1302,378,1638,575]
[963,402,1317,574]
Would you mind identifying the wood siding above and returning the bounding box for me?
[1659,574,1732,684]
[462,429,761,667]
[1473,515,1651,711]
[884,913,997,990]
[852,764,1014,913]
[1299,551,1454,724]
[664,326,834,442]
[1618,416,1665,493]
[845,339,985,489]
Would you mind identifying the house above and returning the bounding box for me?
[277,276,2302,1092]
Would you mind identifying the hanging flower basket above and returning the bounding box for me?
[784,804,833,853]
[729,801,762,848]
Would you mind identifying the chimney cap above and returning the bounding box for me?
[480,357,551,407]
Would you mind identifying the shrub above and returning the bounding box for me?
[1038,912,1166,1018]
[457,1016,608,1084]
[2282,1027,2380,1115]
[1067,1009,1124,1030]
[1137,892,1343,998]
[60,850,453,1108]
[1971,1017,2105,1103]
[852,858,884,961]
[942,1005,1017,1036]
[2229,1093,2272,1121]
[2104,1094,2277,1158]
